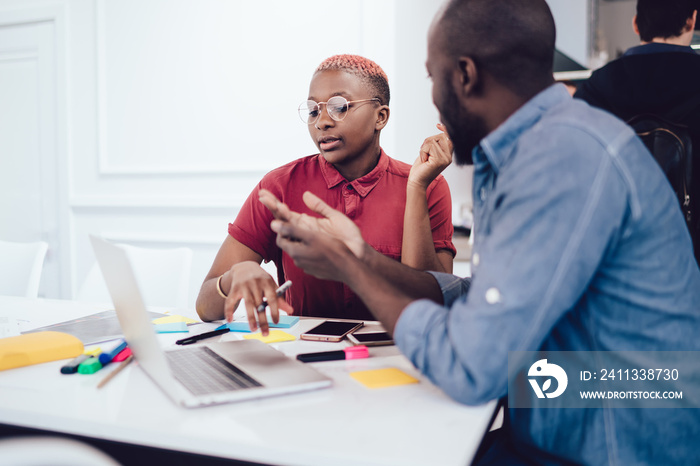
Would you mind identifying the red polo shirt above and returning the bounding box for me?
[228,150,455,320]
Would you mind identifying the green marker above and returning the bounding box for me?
[77,356,103,374]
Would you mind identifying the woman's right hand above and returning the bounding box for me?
[222,261,293,335]
[408,123,453,190]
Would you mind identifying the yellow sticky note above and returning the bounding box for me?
[243,330,296,344]
[349,368,419,389]
[152,315,198,325]
[83,346,102,356]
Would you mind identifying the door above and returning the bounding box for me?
[0,18,61,298]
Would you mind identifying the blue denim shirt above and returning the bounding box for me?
[394,84,700,465]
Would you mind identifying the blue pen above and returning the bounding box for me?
[98,339,127,365]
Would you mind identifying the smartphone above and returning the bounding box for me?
[300,320,364,342]
[346,331,394,347]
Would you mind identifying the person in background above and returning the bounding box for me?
[260,0,700,463]
[196,55,455,333]
[575,0,700,266]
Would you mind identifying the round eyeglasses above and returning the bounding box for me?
[298,96,380,125]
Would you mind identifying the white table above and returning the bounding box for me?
[0,296,497,466]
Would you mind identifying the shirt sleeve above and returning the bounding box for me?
[573,71,609,112]
[394,126,633,406]
[426,175,456,256]
[426,271,471,306]
[228,179,278,262]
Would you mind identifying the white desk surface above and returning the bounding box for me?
[0,296,497,466]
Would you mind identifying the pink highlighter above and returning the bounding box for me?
[296,345,369,363]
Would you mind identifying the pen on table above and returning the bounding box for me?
[175,327,230,346]
[296,345,369,363]
[256,280,293,314]
[97,354,134,389]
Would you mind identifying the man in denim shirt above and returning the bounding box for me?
[262,0,700,463]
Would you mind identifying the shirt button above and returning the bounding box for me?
[346,184,353,190]
[485,287,502,304]
[472,253,480,267]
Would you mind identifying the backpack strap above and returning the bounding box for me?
[626,113,689,131]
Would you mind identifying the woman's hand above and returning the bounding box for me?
[408,123,453,190]
[222,261,293,336]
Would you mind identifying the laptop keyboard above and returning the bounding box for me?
[166,346,262,396]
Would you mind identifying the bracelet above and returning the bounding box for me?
[216,274,228,299]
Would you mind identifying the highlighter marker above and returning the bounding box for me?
[60,354,90,374]
[112,347,132,363]
[98,339,127,365]
[296,345,369,363]
[77,356,103,374]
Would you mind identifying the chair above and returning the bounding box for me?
[0,240,49,298]
[77,240,193,309]
[0,436,121,466]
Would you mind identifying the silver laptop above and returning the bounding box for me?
[89,235,332,408]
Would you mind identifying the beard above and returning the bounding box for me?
[437,79,489,166]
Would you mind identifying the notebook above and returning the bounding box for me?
[89,235,332,408]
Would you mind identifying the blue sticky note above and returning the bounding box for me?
[154,322,189,333]
[270,315,299,328]
[217,322,252,333]
[216,316,300,333]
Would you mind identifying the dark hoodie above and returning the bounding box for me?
[575,43,700,121]
[575,43,700,267]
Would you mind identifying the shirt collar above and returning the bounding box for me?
[624,43,697,57]
[474,83,571,174]
[318,149,389,198]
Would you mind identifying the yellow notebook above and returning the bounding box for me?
[350,367,419,389]
[0,331,83,371]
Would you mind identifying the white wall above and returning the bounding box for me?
[0,4,68,300]
[392,0,474,229]
[0,0,605,308]
[546,0,591,67]
[599,0,638,60]
[0,0,448,308]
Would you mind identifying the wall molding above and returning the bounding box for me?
[0,49,37,62]
[92,0,281,176]
[98,231,223,248]
[0,5,61,26]
[69,196,243,212]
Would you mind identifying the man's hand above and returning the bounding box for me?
[259,189,366,259]
[259,189,442,336]
[408,123,453,190]
[259,189,369,282]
